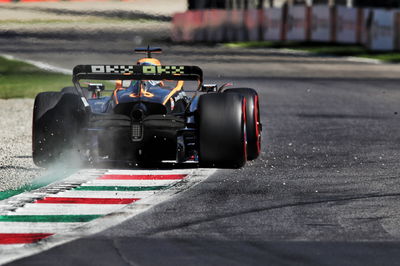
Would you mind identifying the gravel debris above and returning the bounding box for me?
[0,98,42,191]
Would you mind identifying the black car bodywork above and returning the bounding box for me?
[32,51,261,168]
[73,64,203,165]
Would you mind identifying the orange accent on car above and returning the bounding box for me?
[115,80,122,90]
[129,83,155,98]
[162,80,184,105]
[113,89,119,104]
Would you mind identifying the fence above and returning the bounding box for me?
[172,5,400,51]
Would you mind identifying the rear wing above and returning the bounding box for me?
[73,65,202,82]
[72,64,203,96]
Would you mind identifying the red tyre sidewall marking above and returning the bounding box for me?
[243,98,247,161]
[254,94,261,154]
[32,98,37,155]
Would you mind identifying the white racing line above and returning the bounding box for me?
[265,49,383,64]
[0,168,216,264]
[0,55,216,264]
[1,54,72,74]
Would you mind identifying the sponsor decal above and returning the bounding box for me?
[172,91,186,102]
[81,97,90,107]
[143,66,185,75]
[91,65,135,74]
[90,65,185,75]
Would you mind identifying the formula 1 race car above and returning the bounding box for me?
[32,47,261,168]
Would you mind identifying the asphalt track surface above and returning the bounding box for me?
[2,29,400,265]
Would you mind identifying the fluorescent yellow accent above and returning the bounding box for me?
[143,66,156,74]
[171,66,185,74]
[157,66,171,74]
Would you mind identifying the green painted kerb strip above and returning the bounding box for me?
[0,184,42,201]
[0,169,76,201]
[74,186,168,191]
[0,215,102,223]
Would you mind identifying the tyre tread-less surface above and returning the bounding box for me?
[197,93,247,168]
[61,86,78,95]
[32,92,86,167]
[225,88,261,160]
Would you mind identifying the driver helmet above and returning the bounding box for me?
[137,58,162,88]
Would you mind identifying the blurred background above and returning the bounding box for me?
[1,0,400,52]
[188,0,400,8]
[1,1,400,265]
[175,0,400,51]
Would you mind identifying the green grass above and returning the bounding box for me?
[0,56,72,99]
[225,41,400,63]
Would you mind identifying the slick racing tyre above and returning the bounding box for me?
[61,86,91,98]
[225,88,261,160]
[32,92,87,167]
[61,86,78,95]
[197,93,247,168]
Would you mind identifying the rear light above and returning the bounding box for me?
[131,123,143,141]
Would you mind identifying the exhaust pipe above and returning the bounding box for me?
[130,103,147,121]
[130,103,146,142]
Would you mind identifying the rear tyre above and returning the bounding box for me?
[197,93,247,168]
[32,92,86,167]
[225,88,261,160]
[61,86,78,95]
[61,86,91,99]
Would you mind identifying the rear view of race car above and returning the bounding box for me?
[32,47,261,168]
